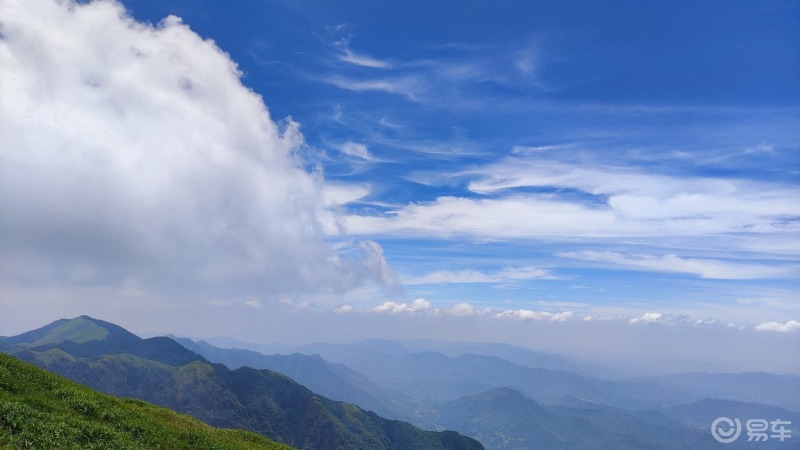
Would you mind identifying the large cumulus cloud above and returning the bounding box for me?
[0,0,390,297]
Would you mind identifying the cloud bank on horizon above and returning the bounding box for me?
[1,0,798,361]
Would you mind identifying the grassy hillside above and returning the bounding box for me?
[0,353,292,450]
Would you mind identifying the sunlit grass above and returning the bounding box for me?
[0,353,293,449]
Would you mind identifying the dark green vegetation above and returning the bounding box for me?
[0,353,291,450]
[0,317,482,450]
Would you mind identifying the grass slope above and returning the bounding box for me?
[0,353,292,450]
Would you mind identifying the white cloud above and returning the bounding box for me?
[694,318,718,326]
[444,302,477,316]
[628,312,693,325]
[369,300,577,320]
[372,298,437,314]
[334,304,354,313]
[295,300,313,310]
[334,37,391,69]
[583,315,615,322]
[495,309,574,322]
[559,251,798,280]
[326,75,424,101]
[441,302,493,316]
[464,160,799,233]
[514,49,538,74]
[341,158,800,269]
[245,299,262,309]
[337,140,374,160]
[744,143,774,154]
[754,320,800,333]
[0,0,391,298]
[511,145,561,154]
[321,183,371,207]
[629,312,664,324]
[345,195,620,238]
[403,266,560,285]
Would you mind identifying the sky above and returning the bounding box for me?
[1,0,799,373]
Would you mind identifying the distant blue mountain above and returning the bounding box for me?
[437,387,729,449]
[664,398,800,430]
[640,372,800,412]
[180,336,800,449]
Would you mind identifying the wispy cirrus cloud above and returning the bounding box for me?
[336,140,375,160]
[511,145,564,154]
[558,251,799,280]
[466,160,799,224]
[325,75,425,101]
[341,158,800,257]
[320,183,371,207]
[319,35,555,109]
[402,266,562,285]
[333,37,392,69]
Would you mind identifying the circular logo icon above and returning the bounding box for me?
[711,417,742,444]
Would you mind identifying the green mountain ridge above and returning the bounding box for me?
[0,353,291,450]
[6,316,125,347]
[173,336,394,417]
[0,316,483,450]
[5,316,201,367]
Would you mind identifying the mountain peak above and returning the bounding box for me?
[444,386,547,418]
[5,315,135,347]
[474,387,540,405]
[5,316,202,366]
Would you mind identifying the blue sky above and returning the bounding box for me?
[1,0,798,371]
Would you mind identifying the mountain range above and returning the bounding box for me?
[238,338,798,410]
[2,316,798,449]
[179,333,800,449]
[0,316,482,450]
